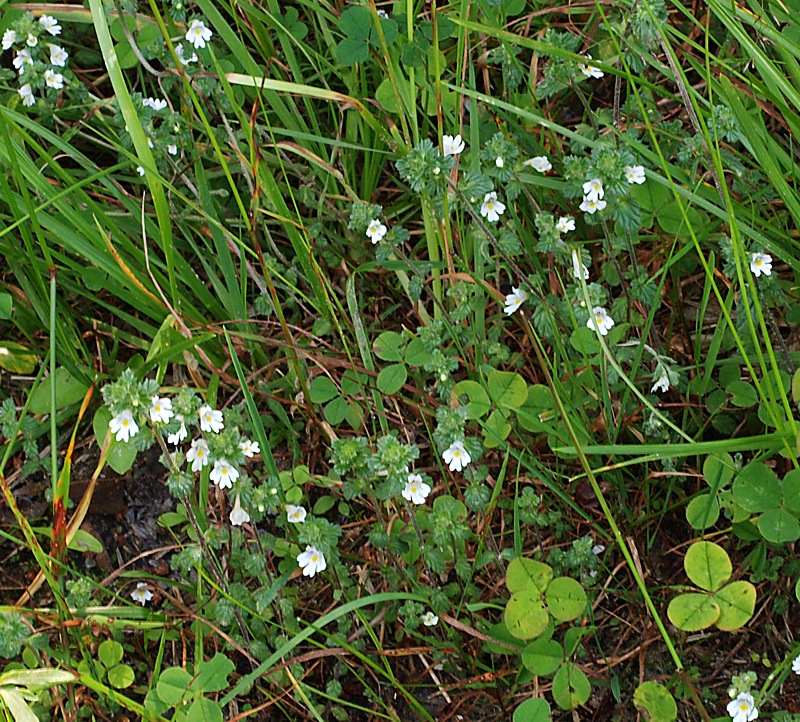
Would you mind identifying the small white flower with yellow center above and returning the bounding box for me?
[421,611,439,626]
[210,459,238,489]
[579,196,607,214]
[571,250,589,280]
[185,19,212,50]
[402,474,431,505]
[109,409,138,443]
[556,216,575,233]
[579,55,604,78]
[149,395,174,424]
[523,156,552,172]
[285,504,307,523]
[727,692,758,722]
[230,495,250,526]
[18,83,35,107]
[2,30,17,51]
[749,252,772,278]
[39,15,62,36]
[239,438,260,458]
[443,440,471,472]
[175,43,198,65]
[167,415,188,445]
[366,219,387,244]
[297,545,326,577]
[504,286,527,316]
[143,97,168,111]
[26,33,38,47]
[442,134,465,156]
[583,178,604,201]
[624,165,646,184]
[13,49,33,73]
[131,582,153,605]
[186,438,210,472]
[198,404,224,433]
[480,191,505,223]
[49,44,68,67]
[587,307,615,336]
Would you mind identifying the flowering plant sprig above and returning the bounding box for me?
[480,132,519,183]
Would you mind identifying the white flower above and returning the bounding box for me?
[727,692,758,722]
[792,653,800,675]
[592,544,605,555]
[749,252,772,277]
[442,134,465,156]
[210,459,239,489]
[579,55,604,78]
[175,43,198,65]
[198,404,224,433]
[18,83,35,107]
[239,438,260,457]
[49,44,68,67]
[44,69,64,89]
[285,504,307,523]
[624,165,646,184]
[143,97,168,111]
[421,611,439,626]
[366,219,387,244]
[523,155,552,172]
[571,250,589,281]
[582,178,605,201]
[13,49,33,73]
[297,545,326,577]
[2,30,17,50]
[495,156,504,168]
[402,474,431,505]
[147,137,154,149]
[39,15,62,36]
[167,415,188,445]
[556,216,575,233]
[185,19,212,49]
[149,395,174,424]
[651,375,670,393]
[230,495,250,526]
[504,286,527,316]
[167,144,178,156]
[480,191,505,223]
[109,409,139,443]
[443,440,471,472]
[587,307,615,336]
[186,438,210,472]
[136,166,145,177]
[579,196,607,214]
[376,9,390,18]
[131,582,153,605]
[26,33,38,48]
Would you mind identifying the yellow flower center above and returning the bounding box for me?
[454,451,461,458]
[311,555,318,563]
[410,486,418,493]
[122,420,129,427]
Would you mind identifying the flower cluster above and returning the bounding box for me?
[3,13,69,108]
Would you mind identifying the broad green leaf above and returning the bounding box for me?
[335,36,368,65]
[684,541,731,591]
[185,697,223,722]
[703,453,735,490]
[725,380,758,408]
[372,331,403,361]
[376,364,407,394]
[656,203,706,239]
[451,380,491,419]
[483,409,512,449]
[487,370,528,410]
[685,494,720,530]
[0,342,38,374]
[156,667,192,705]
[313,496,336,515]
[551,664,591,710]
[339,5,371,38]
[757,508,800,544]
[323,396,348,425]
[631,180,670,211]
[69,529,103,554]
[733,462,782,513]
[29,367,89,414]
[513,698,551,722]
[98,640,124,669]
[569,327,601,356]
[309,376,339,404]
[107,663,135,689]
[191,653,234,694]
[522,639,563,676]
[667,593,720,631]
[633,681,677,722]
[713,581,757,631]
[505,595,549,641]
[0,293,12,319]
[545,577,587,622]
[506,558,553,594]
[782,470,800,514]
[404,338,433,366]
[375,77,399,113]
